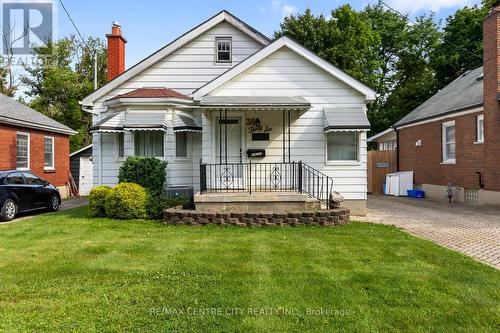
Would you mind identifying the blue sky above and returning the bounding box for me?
[56,0,480,67]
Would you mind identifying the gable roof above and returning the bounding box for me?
[108,87,191,100]
[367,128,395,142]
[0,94,77,135]
[193,36,377,101]
[394,67,484,128]
[82,10,270,107]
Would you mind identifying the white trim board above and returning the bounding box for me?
[70,144,93,157]
[367,128,395,142]
[81,11,270,107]
[395,107,483,130]
[193,36,377,101]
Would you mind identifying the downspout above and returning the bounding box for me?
[394,127,400,171]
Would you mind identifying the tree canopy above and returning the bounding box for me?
[21,36,107,151]
[276,1,488,135]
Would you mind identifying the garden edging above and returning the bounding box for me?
[163,208,350,227]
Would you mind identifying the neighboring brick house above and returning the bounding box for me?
[393,4,500,205]
[0,94,77,197]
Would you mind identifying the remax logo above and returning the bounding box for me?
[1,0,56,55]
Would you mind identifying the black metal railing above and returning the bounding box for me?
[200,161,335,207]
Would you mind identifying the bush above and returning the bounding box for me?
[118,156,167,194]
[105,183,147,219]
[145,192,189,220]
[88,186,111,217]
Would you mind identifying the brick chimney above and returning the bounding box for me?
[483,2,500,192]
[106,22,127,81]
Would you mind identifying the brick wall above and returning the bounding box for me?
[0,124,70,187]
[483,6,500,192]
[398,112,485,189]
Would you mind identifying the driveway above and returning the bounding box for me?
[359,195,500,269]
[1,197,88,224]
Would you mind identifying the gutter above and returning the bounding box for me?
[394,103,483,129]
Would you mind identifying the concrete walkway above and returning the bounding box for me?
[357,195,500,269]
[1,197,88,224]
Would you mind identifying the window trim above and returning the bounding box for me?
[325,131,361,166]
[475,114,484,144]
[442,120,456,164]
[43,136,55,170]
[16,131,30,170]
[215,37,232,64]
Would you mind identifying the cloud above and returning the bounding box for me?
[281,4,298,18]
[387,0,475,13]
[259,0,298,18]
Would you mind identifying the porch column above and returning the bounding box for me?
[282,108,291,163]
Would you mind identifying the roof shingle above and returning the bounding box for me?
[0,94,76,135]
[395,67,483,127]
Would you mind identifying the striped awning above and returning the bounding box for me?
[173,110,202,132]
[323,107,370,132]
[90,111,168,133]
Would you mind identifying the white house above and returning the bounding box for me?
[81,11,375,215]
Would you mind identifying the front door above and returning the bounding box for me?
[215,117,242,164]
[215,117,244,189]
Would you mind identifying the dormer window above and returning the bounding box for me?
[216,37,232,63]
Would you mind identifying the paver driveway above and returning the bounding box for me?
[358,195,500,269]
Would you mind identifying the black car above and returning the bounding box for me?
[0,170,61,222]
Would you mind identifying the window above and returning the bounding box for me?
[476,114,484,143]
[4,172,25,185]
[23,172,45,185]
[326,131,359,161]
[176,132,188,158]
[16,132,29,169]
[44,136,54,169]
[134,131,164,157]
[442,121,456,163]
[215,37,231,63]
[117,133,124,157]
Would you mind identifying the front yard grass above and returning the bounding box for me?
[0,207,498,332]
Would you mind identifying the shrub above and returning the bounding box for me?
[105,183,147,219]
[145,192,189,220]
[88,186,111,217]
[118,156,167,194]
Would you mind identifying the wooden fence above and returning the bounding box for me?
[367,150,398,194]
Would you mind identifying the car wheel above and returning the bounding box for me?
[48,194,60,212]
[1,199,17,222]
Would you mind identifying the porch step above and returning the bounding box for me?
[194,192,322,213]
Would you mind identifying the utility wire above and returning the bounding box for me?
[59,0,88,47]
[380,1,483,60]
[58,0,98,90]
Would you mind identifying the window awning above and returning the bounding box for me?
[173,110,202,132]
[199,96,311,110]
[90,111,168,133]
[323,107,370,133]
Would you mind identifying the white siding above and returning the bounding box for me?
[207,48,368,200]
[93,109,202,191]
[95,22,262,104]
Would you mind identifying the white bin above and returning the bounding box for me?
[385,171,414,197]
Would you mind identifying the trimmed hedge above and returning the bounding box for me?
[88,186,111,217]
[105,183,147,219]
[118,157,167,194]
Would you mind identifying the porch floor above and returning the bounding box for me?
[194,192,322,213]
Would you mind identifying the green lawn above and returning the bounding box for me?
[0,207,498,332]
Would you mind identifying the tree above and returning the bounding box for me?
[21,36,107,151]
[431,5,485,87]
[275,5,381,88]
[363,4,440,133]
